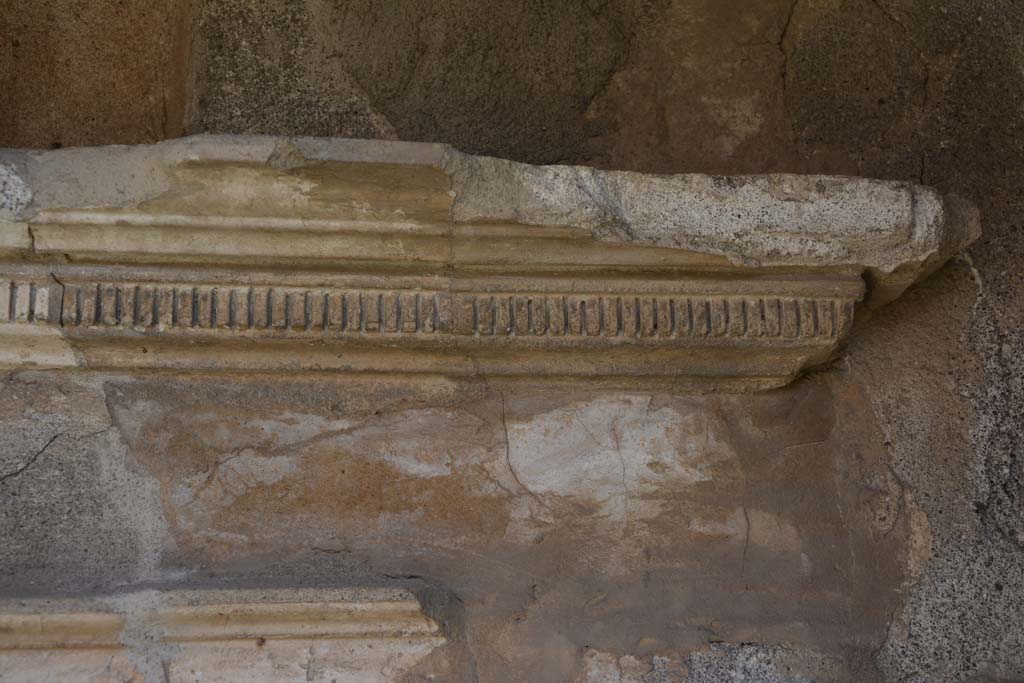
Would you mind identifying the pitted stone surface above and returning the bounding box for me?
[0,165,30,219]
[444,150,979,277]
[684,644,847,683]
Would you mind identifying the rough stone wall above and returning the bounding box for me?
[2,1,1023,681]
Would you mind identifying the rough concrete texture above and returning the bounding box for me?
[683,643,848,683]
[0,373,167,594]
[0,0,1022,681]
[441,152,979,290]
[0,164,31,218]
[0,0,192,149]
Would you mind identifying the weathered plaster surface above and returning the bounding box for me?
[2,371,915,680]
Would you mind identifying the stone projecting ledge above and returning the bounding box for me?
[0,588,444,682]
[0,135,978,390]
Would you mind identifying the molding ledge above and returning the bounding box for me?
[0,588,445,682]
[0,135,979,389]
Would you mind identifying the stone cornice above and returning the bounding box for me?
[0,588,444,681]
[0,589,442,645]
[0,135,979,389]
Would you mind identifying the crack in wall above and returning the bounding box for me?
[609,416,630,526]
[867,0,907,32]
[779,0,801,140]
[49,271,67,327]
[740,504,751,577]
[0,431,63,482]
[496,387,547,510]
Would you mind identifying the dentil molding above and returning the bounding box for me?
[0,135,979,390]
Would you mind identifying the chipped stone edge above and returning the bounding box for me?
[440,147,981,295]
[0,136,979,287]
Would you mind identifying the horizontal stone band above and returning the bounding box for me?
[3,279,853,342]
[0,134,978,386]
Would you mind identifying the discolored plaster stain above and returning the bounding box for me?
[6,369,925,678]
[141,158,453,224]
[687,507,802,555]
[174,454,511,565]
[325,407,492,479]
[170,452,298,515]
[105,379,512,564]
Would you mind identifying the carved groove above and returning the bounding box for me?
[0,281,52,324]
[0,279,855,341]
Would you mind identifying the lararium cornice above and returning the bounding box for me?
[0,135,979,390]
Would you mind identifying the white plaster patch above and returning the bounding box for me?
[244,412,356,449]
[0,164,31,219]
[330,408,488,478]
[507,396,736,520]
